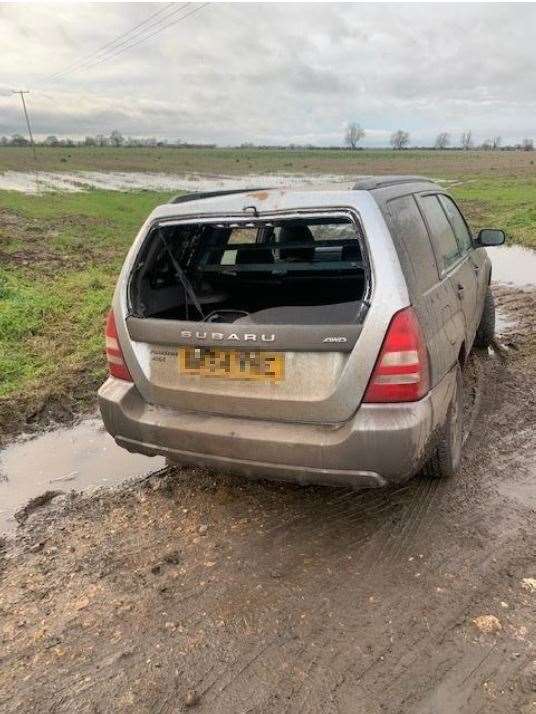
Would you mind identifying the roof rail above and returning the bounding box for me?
[352,175,436,191]
[169,187,272,204]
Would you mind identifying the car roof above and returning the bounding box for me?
[150,176,445,221]
[166,176,440,207]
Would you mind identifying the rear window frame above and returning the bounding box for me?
[127,207,373,317]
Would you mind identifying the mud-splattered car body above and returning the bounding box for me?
[99,176,503,487]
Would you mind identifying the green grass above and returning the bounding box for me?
[0,190,172,433]
[0,266,110,393]
[451,178,536,249]
[1,160,535,434]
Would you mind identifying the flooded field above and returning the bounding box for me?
[0,170,356,193]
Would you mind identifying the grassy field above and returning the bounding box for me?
[0,190,170,436]
[1,147,536,436]
[2,145,536,177]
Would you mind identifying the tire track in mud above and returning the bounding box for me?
[299,511,533,714]
[343,357,536,712]
[195,339,535,713]
[192,479,450,712]
[133,350,505,712]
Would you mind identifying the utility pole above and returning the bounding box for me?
[12,89,37,160]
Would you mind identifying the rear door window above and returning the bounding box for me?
[420,194,461,272]
[385,195,438,295]
[438,195,473,253]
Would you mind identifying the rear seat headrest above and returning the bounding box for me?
[279,224,315,262]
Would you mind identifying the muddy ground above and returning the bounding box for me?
[1,285,536,713]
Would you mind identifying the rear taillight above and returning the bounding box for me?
[363,307,429,403]
[105,310,132,381]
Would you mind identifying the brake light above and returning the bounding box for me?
[105,310,132,381]
[363,307,429,403]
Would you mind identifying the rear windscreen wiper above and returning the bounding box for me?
[157,228,204,320]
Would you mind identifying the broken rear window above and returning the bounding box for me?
[129,215,369,325]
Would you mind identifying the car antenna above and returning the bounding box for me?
[157,228,204,320]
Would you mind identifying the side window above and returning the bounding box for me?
[438,195,473,253]
[385,195,438,295]
[419,194,461,272]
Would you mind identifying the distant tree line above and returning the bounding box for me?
[341,122,534,151]
[1,126,534,151]
[0,130,215,149]
[438,130,533,151]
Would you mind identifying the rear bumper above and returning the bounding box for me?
[98,369,455,489]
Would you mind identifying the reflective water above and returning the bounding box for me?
[0,417,164,534]
[489,244,536,287]
[0,170,356,194]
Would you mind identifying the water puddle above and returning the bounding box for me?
[495,308,516,335]
[489,245,536,288]
[0,417,164,535]
[0,170,357,194]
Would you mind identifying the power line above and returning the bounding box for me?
[71,3,177,62]
[41,2,204,85]
[42,3,186,83]
[12,90,37,160]
[76,4,209,74]
[69,4,208,78]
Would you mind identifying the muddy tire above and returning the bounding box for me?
[474,288,495,348]
[422,365,464,479]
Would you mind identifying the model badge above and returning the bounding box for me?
[323,336,348,343]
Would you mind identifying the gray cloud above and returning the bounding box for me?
[1,3,536,146]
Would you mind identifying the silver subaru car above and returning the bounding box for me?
[99,176,505,488]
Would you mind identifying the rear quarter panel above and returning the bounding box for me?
[416,279,465,382]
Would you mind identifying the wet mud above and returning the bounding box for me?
[0,284,535,713]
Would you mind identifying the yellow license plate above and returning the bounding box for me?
[179,347,284,382]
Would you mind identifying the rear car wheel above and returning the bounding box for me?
[422,365,464,479]
[474,287,495,348]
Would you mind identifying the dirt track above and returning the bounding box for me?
[1,285,536,714]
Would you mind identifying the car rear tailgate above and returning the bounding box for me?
[114,191,410,424]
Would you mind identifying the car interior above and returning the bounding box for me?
[130,216,369,325]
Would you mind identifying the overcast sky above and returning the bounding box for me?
[1,2,535,147]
